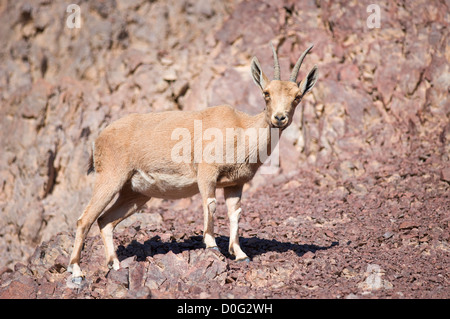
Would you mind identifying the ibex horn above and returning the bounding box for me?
[270,42,281,81]
[289,44,314,83]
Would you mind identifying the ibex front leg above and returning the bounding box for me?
[197,165,218,250]
[224,184,249,262]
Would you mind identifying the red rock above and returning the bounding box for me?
[36,282,57,299]
[440,167,450,182]
[0,280,37,299]
[0,267,13,277]
[303,251,315,260]
[324,230,334,238]
[128,262,146,292]
[107,268,129,288]
[399,221,419,230]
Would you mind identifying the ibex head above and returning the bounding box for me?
[251,43,318,129]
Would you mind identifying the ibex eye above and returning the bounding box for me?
[264,92,270,100]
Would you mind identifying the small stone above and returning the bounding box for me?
[399,221,418,230]
[440,167,450,182]
[324,230,334,238]
[120,256,137,269]
[129,286,151,299]
[163,69,177,81]
[383,231,394,239]
[107,268,129,288]
[282,180,301,190]
[0,266,13,277]
[160,57,174,66]
[303,251,315,261]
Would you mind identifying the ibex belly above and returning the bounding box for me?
[131,169,199,199]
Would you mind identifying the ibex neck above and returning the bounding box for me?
[247,111,269,130]
[245,110,281,165]
[248,109,284,135]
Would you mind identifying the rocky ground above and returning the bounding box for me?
[0,0,448,299]
[0,135,448,298]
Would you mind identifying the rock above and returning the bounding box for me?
[440,167,450,183]
[106,281,128,298]
[399,221,419,230]
[51,255,69,274]
[145,262,166,290]
[36,282,57,299]
[107,268,129,288]
[282,179,301,190]
[0,278,38,299]
[303,251,315,261]
[119,256,136,269]
[128,261,147,292]
[128,286,151,299]
[357,264,393,291]
[19,204,44,244]
[0,267,13,277]
[162,69,177,82]
[172,80,189,100]
[382,231,394,240]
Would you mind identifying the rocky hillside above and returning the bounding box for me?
[0,0,448,298]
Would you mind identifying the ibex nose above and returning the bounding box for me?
[272,114,288,128]
[274,114,286,122]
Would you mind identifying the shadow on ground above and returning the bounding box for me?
[117,235,338,262]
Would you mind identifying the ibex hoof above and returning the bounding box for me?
[107,259,120,271]
[67,264,73,274]
[72,276,83,285]
[66,275,87,289]
[236,257,250,263]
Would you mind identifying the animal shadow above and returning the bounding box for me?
[117,235,338,262]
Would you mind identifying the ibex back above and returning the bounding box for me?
[68,43,318,284]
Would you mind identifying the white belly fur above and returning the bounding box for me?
[131,169,199,199]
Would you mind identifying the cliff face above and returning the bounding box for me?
[0,0,448,274]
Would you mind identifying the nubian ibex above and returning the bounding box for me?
[68,43,318,283]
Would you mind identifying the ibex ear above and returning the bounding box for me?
[299,65,318,97]
[251,57,269,91]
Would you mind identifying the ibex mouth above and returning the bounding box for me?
[271,114,288,128]
[271,121,288,129]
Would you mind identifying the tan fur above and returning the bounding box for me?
[68,45,318,281]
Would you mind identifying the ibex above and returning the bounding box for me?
[68,43,318,283]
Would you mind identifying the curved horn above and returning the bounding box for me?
[270,42,281,80]
[289,44,314,82]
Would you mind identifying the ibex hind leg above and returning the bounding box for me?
[97,183,149,270]
[68,173,127,282]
